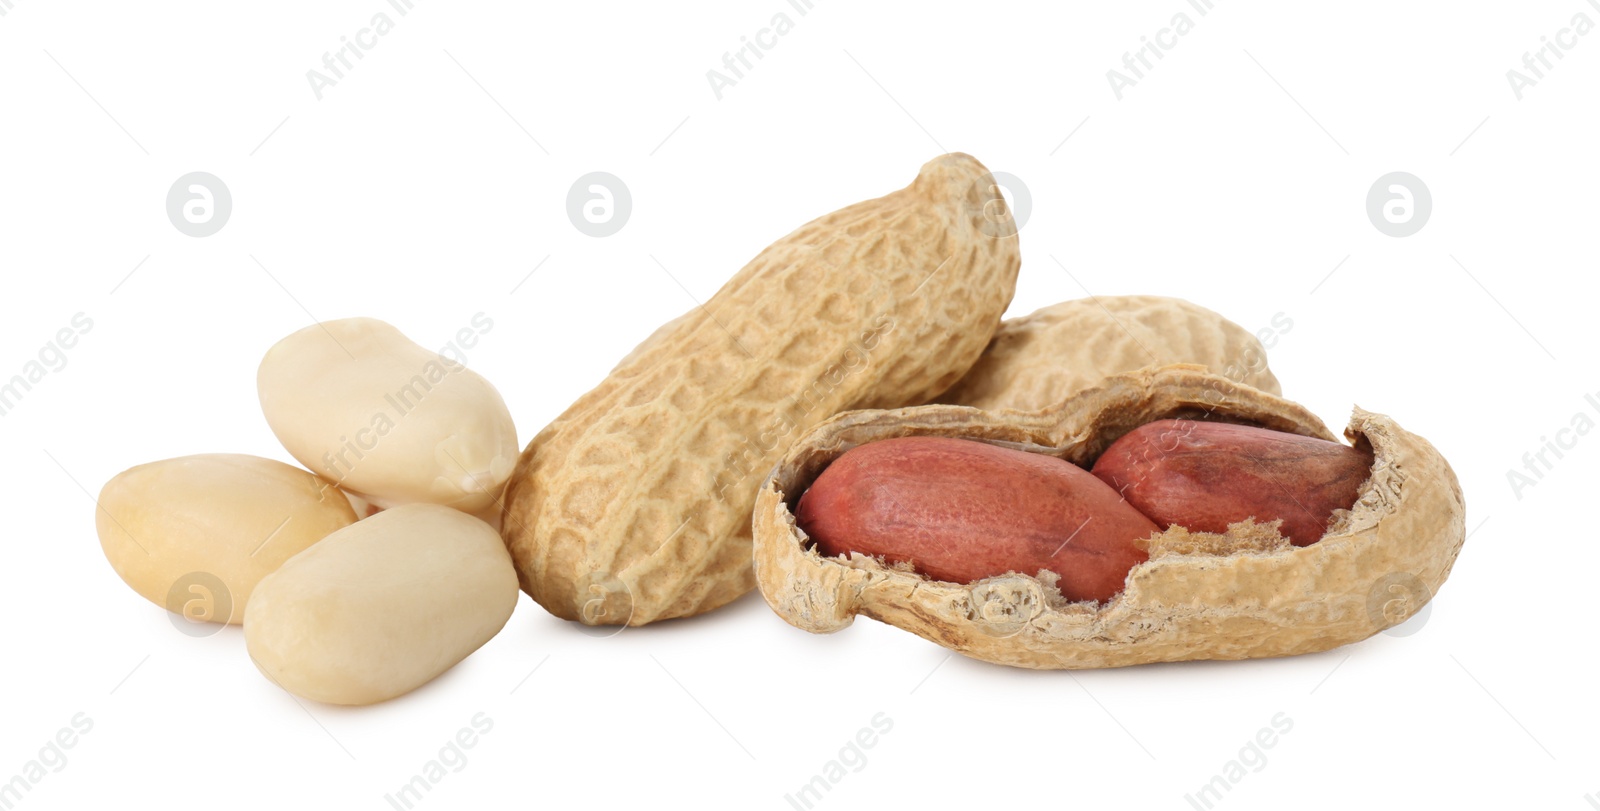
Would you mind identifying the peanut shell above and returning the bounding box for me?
[503,153,1022,625]
[939,296,1282,412]
[752,365,1465,669]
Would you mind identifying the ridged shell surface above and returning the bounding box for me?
[940,296,1282,412]
[503,153,1022,624]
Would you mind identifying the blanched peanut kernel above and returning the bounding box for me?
[96,454,358,624]
[257,318,518,513]
[244,504,518,705]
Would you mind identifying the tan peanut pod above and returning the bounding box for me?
[939,296,1282,412]
[752,365,1466,669]
[503,153,1021,625]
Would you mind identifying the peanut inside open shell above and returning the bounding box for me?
[751,365,1466,669]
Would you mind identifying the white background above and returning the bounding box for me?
[1,1,1594,809]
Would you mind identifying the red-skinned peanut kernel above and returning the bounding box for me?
[1091,419,1373,546]
[796,436,1159,603]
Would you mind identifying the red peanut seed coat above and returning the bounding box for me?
[796,436,1159,603]
[1090,419,1373,547]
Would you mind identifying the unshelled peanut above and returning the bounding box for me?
[939,296,1283,412]
[503,152,1021,625]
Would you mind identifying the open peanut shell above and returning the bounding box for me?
[751,365,1466,669]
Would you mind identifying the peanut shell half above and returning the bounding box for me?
[752,365,1465,669]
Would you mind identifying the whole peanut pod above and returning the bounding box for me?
[940,296,1283,412]
[1091,419,1374,546]
[796,437,1158,603]
[503,153,1021,625]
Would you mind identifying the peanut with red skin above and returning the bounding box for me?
[1091,419,1374,546]
[795,436,1158,603]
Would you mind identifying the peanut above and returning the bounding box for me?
[244,504,517,705]
[1091,419,1374,546]
[96,454,357,624]
[796,437,1157,603]
[753,365,1466,669]
[257,317,517,514]
[939,296,1282,412]
[502,153,1021,625]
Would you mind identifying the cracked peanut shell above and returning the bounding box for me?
[752,365,1465,669]
[503,153,1021,625]
[939,295,1282,412]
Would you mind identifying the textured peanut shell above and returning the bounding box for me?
[752,365,1466,669]
[939,296,1282,412]
[503,153,1021,625]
